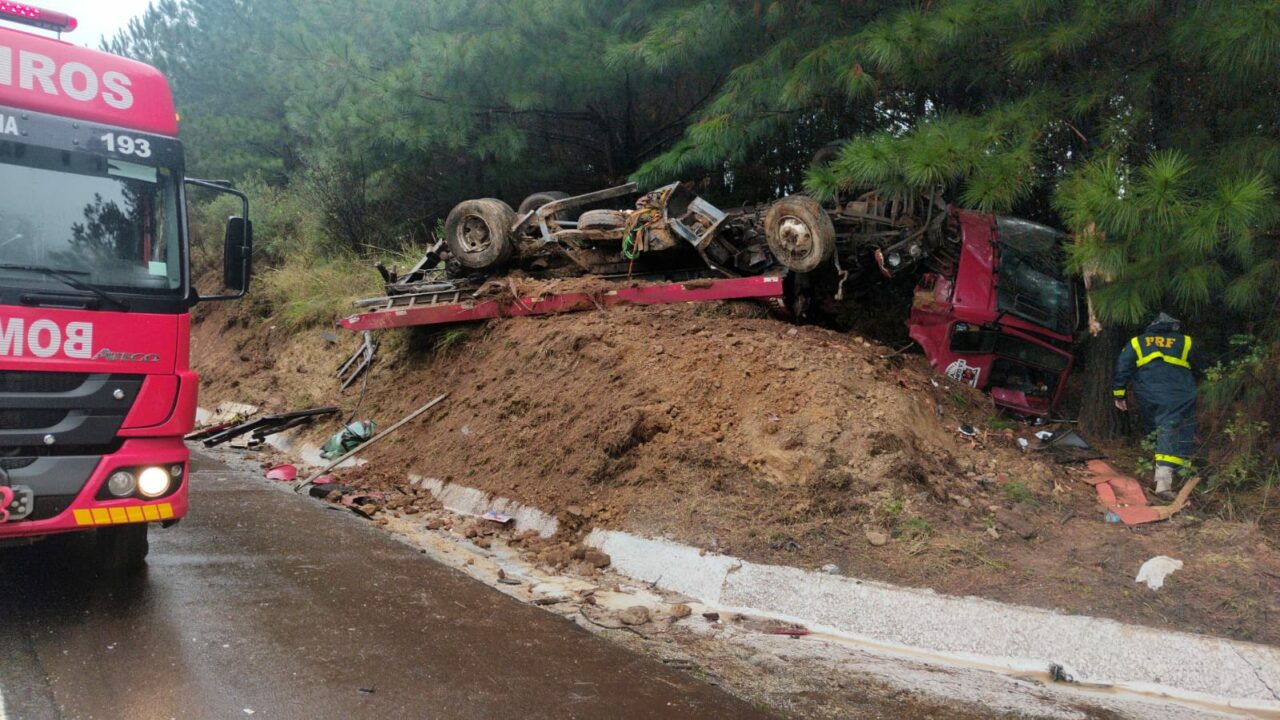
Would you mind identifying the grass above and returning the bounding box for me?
[988,416,1015,430]
[1003,479,1036,505]
[879,498,905,522]
[259,252,384,331]
[434,328,472,354]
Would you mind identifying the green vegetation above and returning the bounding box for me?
[1003,480,1036,506]
[110,0,1279,487]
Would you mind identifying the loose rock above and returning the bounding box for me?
[618,606,651,626]
[865,529,889,547]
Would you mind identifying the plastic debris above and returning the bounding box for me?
[1135,556,1183,590]
[482,510,513,524]
[322,420,377,459]
[265,464,297,481]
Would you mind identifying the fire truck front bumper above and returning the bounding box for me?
[0,438,188,540]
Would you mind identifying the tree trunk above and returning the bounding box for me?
[1077,327,1125,439]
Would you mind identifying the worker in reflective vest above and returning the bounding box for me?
[1112,313,1205,498]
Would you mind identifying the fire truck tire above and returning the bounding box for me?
[445,198,516,270]
[578,209,626,231]
[96,524,149,573]
[517,190,570,217]
[765,196,836,273]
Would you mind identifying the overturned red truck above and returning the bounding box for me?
[349,179,1077,418]
[0,4,251,568]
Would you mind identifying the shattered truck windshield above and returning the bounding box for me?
[994,217,1075,336]
[0,141,182,297]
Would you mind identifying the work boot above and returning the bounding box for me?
[1153,466,1175,500]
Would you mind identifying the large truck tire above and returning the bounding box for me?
[577,209,626,231]
[96,524,149,573]
[517,190,570,216]
[444,198,516,270]
[765,195,836,273]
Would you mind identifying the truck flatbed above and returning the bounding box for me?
[339,274,785,331]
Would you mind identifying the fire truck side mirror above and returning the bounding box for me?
[223,216,253,292]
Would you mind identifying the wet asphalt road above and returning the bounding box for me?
[0,451,770,719]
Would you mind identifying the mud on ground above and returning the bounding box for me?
[192,294,1280,648]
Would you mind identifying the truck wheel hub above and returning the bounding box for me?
[776,216,814,258]
[458,216,493,253]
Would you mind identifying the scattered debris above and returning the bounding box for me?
[820,563,841,574]
[1135,556,1184,591]
[1048,663,1075,683]
[1084,460,1201,525]
[202,407,339,448]
[322,421,377,460]
[1036,428,1104,464]
[265,464,297,482]
[295,394,450,492]
[481,510,513,525]
[337,330,379,391]
[767,627,811,637]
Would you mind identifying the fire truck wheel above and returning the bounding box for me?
[578,209,626,231]
[517,191,570,218]
[96,524,150,573]
[765,196,836,273]
[445,198,516,270]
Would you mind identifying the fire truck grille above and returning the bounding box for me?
[0,409,67,431]
[0,371,144,451]
[0,371,90,393]
[0,457,38,471]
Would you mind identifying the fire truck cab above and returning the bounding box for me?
[0,4,250,569]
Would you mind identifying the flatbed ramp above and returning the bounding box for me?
[340,274,785,331]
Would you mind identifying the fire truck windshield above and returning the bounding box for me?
[0,141,181,298]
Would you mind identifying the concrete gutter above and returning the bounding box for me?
[587,529,1280,716]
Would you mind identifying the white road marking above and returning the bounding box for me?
[1,684,8,720]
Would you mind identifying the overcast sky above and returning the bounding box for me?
[20,0,155,48]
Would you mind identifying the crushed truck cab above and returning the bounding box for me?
[0,5,251,565]
[908,211,1076,418]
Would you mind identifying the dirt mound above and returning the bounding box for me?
[192,296,1280,647]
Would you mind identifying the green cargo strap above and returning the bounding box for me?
[1131,335,1192,369]
[1155,453,1189,467]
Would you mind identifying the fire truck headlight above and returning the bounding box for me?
[886,252,903,268]
[137,467,172,498]
[106,471,137,498]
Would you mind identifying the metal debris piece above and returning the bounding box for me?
[201,407,339,448]
[337,331,378,391]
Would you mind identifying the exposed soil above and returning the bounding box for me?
[191,290,1280,647]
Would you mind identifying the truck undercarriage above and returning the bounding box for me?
[355,181,1077,417]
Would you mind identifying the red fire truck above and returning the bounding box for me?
[0,4,251,569]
